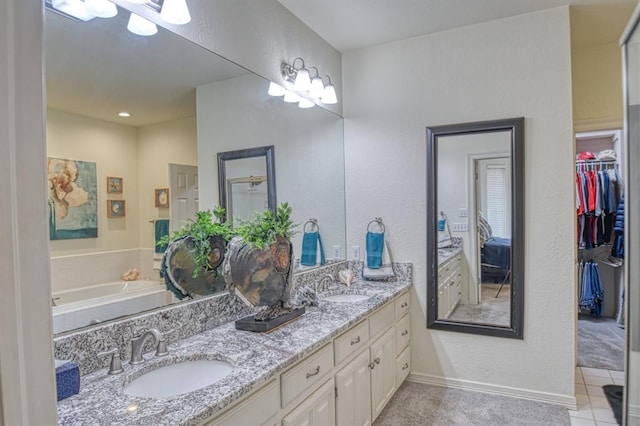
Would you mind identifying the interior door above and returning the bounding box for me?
[169,163,198,232]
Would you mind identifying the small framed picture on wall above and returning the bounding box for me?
[107,200,126,218]
[107,176,123,194]
[155,188,169,208]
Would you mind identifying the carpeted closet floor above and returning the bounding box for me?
[374,382,571,426]
[577,315,624,371]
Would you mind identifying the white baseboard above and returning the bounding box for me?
[408,372,577,410]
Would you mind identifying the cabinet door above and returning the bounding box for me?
[335,350,371,426]
[370,327,396,421]
[282,379,335,426]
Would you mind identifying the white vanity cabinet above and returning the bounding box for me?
[438,252,466,318]
[282,379,336,426]
[203,290,411,426]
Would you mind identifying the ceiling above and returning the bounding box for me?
[45,6,248,127]
[277,0,638,52]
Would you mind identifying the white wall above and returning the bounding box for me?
[137,116,198,249]
[343,7,576,402]
[47,109,140,256]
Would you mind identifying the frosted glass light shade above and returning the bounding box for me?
[321,83,337,104]
[127,13,158,36]
[160,0,191,25]
[283,91,301,103]
[293,68,311,92]
[298,98,315,109]
[51,0,97,21]
[124,0,147,3]
[308,76,324,98]
[85,0,117,18]
[267,82,286,97]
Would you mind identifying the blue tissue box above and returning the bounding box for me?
[56,362,80,401]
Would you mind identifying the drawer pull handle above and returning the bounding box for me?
[306,365,320,379]
[402,363,409,370]
[401,302,408,308]
[368,362,375,370]
[350,336,361,345]
[374,357,381,365]
[401,330,408,336]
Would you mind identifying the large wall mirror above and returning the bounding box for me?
[426,118,524,339]
[46,3,345,335]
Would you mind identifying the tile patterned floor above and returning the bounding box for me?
[571,366,624,425]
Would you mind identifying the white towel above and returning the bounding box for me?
[362,240,395,280]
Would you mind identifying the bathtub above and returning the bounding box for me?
[52,280,172,334]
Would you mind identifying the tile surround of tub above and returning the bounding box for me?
[50,249,160,292]
[54,260,412,376]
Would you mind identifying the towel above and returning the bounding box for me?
[301,231,326,267]
[363,233,394,280]
[154,219,170,254]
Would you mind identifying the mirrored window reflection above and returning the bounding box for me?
[225,157,269,222]
[436,131,512,327]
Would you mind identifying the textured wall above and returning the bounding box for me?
[343,7,576,400]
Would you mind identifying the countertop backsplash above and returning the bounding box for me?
[54,260,413,376]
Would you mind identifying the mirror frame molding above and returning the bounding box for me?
[217,145,277,218]
[426,117,525,339]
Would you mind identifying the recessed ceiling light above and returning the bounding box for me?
[118,112,131,117]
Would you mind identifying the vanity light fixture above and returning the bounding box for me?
[283,90,301,103]
[127,12,158,36]
[280,57,338,104]
[298,98,315,109]
[160,0,191,25]
[85,0,118,18]
[320,76,337,105]
[307,68,325,99]
[267,82,287,97]
[48,0,99,21]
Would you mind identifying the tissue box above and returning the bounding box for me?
[55,362,80,401]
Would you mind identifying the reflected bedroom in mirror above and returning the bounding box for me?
[45,3,345,335]
[426,117,524,339]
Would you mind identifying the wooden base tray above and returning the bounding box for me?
[235,308,306,332]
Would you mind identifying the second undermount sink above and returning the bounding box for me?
[323,294,371,303]
[124,359,233,398]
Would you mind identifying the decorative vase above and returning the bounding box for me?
[160,235,227,300]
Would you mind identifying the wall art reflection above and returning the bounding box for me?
[47,157,98,239]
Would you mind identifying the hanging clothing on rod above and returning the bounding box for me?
[576,162,619,249]
[578,260,604,317]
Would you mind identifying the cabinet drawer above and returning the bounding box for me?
[211,379,279,426]
[334,320,369,365]
[281,344,333,407]
[394,314,410,355]
[395,292,409,318]
[369,301,395,338]
[395,346,410,387]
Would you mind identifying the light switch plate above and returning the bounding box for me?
[458,208,468,218]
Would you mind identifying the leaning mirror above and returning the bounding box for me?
[426,117,524,339]
[218,146,276,223]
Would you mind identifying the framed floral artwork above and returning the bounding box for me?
[107,176,123,194]
[155,188,169,208]
[107,200,126,218]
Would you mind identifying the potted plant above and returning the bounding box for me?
[222,202,302,331]
[158,206,234,300]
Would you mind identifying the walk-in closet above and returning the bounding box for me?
[576,130,625,373]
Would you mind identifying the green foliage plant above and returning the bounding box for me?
[234,202,297,249]
[157,206,234,277]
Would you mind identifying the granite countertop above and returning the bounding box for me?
[57,278,411,426]
[438,246,462,266]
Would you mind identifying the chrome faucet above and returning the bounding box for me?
[315,274,334,293]
[130,328,168,365]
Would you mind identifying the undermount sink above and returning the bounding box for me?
[124,359,233,398]
[323,294,371,303]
